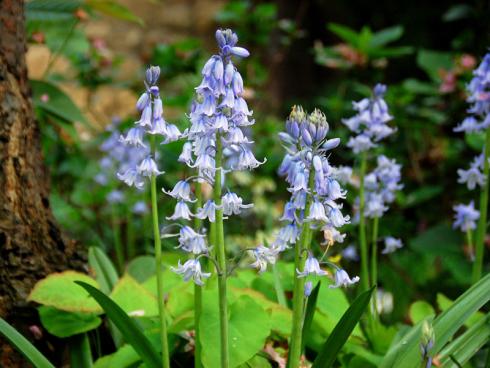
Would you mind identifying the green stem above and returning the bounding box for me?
[127,206,136,260]
[111,205,124,273]
[272,263,287,307]
[466,229,474,262]
[69,333,93,368]
[42,20,78,79]
[214,136,229,368]
[359,152,370,292]
[473,127,490,283]
[370,216,379,319]
[150,137,170,368]
[288,172,315,368]
[194,182,203,368]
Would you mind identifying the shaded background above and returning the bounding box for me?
[25,0,490,326]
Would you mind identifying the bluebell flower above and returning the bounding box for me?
[453,201,480,231]
[249,245,277,273]
[107,190,124,204]
[138,156,164,177]
[382,237,403,254]
[171,259,211,286]
[162,180,195,202]
[342,245,359,261]
[166,201,193,221]
[177,226,208,254]
[194,200,220,223]
[329,269,360,288]
[457,155,486,190]
[132,201,148,215]
[296,254,328,278]
[221,192,253,215]
[343,84,395,153]
[117,168,145,189]
[304,281,313,297]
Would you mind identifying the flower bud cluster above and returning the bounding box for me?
[343,84,395,153]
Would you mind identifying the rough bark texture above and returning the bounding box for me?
[0,1,83,366]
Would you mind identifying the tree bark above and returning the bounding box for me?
[0,1,83,366]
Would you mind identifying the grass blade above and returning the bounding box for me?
[0,317,55,368]
[88,246,118,294]
[69,333,93,368]
[75,281,161,368]
[312,286,375,368]
[302,281,321,351]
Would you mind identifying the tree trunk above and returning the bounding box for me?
[0,1,83,366]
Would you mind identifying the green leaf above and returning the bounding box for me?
[86,0,144,25]
[200,290,271,368]
[127,256,156,283]
[75,281,161,368]
[26,0,81,22]
[408,301,435,324]
[302,281,321,351]
[39,306,101,338]
[416,49,453,81]
[370,26,404,48]
[109,275,159,317]
[327,23,359,46]
[28,271,102,313]
[312,287,375,368]
[88,247,119,294]
[380,274,490,368]
[0,317,55,368]
[69,333,93,368]
[442,4,474,22]
[31,80,88,126]
[438,315,490,367]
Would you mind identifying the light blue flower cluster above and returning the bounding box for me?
[117,66,181,189]
[363,155,403,219]
[343,84,395,153]
[169,29,262,283]
[453,201,480,232]
[452,55,490,231]
[96,122,149,203]
[274,106,358,288]
[454,53,490,133]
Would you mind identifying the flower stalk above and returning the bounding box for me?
[193,181,203,368]
[288,172,314,368]
[150,137,170,368]
[358,151,370,292]
[111,205,124,273]
[214,136,229,368]
[473,127,490,283]
[370,216,379,318]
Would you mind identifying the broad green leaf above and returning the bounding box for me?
[39,306,101,338]
[268,304,292,337]
[86,0,144,25]
[442,4,474,22]
[302,281,321,350]
[238,354,272,367]
[75,281,161,368]
[370,26,404,48]
[28,271,102,313]
[312,287,375,368]
[88,247,119,294]
[110,275,159,317]
[69,333,93,368]
[408,301,435,324]
[327,23,359,47]
[416,49,453,81]
[200,290,271,368]
[127,256,156,283]
[380,273,490,368]
[438,315,490,367]
[31,80,88,125]
[0,317,55,368]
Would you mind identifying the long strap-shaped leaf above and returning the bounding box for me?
[75,281,162,368]
[380,273,490,368]
[302,281,321,351]
[312,286,375,368]
[0,317,55,368]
